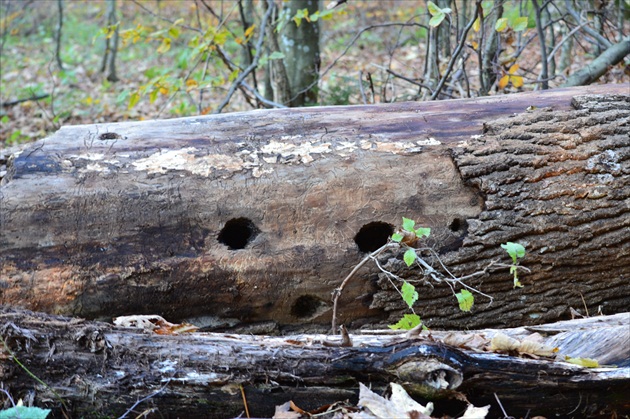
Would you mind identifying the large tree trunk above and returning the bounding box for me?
[0,84,628,333]
[1,306,628,418]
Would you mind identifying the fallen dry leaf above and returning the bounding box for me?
[352,382,433,418]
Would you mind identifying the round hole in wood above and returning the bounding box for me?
[218,218,259,250]
[291,295,323,319]
[449,218,468,232]
[98,132,122,140]
[354,221,394,253]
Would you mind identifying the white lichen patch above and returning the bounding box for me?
[132,147,243,176]
[66,136,438,178]
[417,138,441,146]
[260,140,332,164]
[69,152,105,161]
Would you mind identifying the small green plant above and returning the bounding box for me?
[331,217,529,333]
[0,403,51,419]
[501,241,526,288]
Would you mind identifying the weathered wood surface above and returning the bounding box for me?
[0,84,629,332]
[1,307,628,418]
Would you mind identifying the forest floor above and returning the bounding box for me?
[1,0,628,147]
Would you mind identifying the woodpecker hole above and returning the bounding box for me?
[291,295,325,319]
[449,218,468,232]
[354,221,394,253]
[99,132,122,140]
[218,218,259,250]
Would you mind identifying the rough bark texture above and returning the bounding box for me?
[0,84,628,334]
[371,91,630,329]
[1,307,628,418]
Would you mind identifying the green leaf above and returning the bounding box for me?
[389,314,422,330]
[403,248,417,267]
[501,242,526,263]
[149,88,158,104]
[565,356,599,368]
[0,406,51,419]
[495,17,508,32]
[401,281,419,309]
[402,217,415,232]
[414,227,431,238]
[456,289,474,312]
[128,92,140,110]
[168,26,180,38]
[427,1,441,16]
[391,232,404,243]
[228,69,240,82]
[1,115,9,123]
[481,0,494,13]
[429,13,445,27]
[512,16,529,31]
[116,90,130,105]
[268,51,285,60]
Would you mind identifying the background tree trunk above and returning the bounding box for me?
[1,306,628,418]
[0,84,628,334]
[279,0,320,106]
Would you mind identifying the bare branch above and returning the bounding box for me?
[431,1,481,100]
[213,0,275,114]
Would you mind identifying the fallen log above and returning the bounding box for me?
[0,84,629,332]
[0,307,628,418]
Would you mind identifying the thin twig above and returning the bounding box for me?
[331,243,396,334]
[241,81,287,108]
[293,22,428,104]
[494,392,514,419]
[213,0,274,114]
[431,0,481,100]
[0,334,71,418]
[118,380,171,419]
[239,384,250,418]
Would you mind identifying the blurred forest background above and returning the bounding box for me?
[1,0,628,147]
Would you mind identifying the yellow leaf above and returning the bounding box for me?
[508,63,520,74]
[185,79,198,92]
[471,41,479,50]
[565,356,600,368]
[244,24,256,38]
[495,17,508,32]
[157,37,171,54]
[159,87,169,95]
[511,75,523,88]
[473,17,481,32]
[498,74,509,90]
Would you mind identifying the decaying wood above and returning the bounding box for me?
[0,84,629,332]
[0,307,628,418]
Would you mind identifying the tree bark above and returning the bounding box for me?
[279,0,320,107]
[1,306,628,418]
[0,84,628,333]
